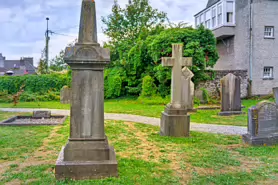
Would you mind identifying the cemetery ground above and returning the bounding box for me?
[0,112,277,185]
[0,98,273,126]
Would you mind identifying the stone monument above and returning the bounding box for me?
[60,86,71,104]
[219,73,244,116]
[55,0,118,180]
[160,43,192,137]
[273,87,278,106]
[242,101,278,146]
[181,67,196,112]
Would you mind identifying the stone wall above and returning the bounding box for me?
[195,70,248,99]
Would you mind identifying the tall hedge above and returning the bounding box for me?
[0,74,70,94]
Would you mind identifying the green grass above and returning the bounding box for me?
[0,113,277,184]
[0,98,273,126]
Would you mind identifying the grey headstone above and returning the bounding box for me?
[160,44,192,137]
[219,73,244,116]
[273,87,278,106]
[60,86,71,104]
[181,67,194,110]
[33,111,51,118]
[243,101,278,146]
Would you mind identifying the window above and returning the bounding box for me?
[196,17,199,26]
[217,3,222,25]
[264,26,274,38]
[212,7,217,28]
[226,1,234,23]
[263,67,273,78]
[205,10,211,29]
[200,14,204,25]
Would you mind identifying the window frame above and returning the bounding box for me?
[217,3,223,26]
[264,26,274,38]
[263,67,274,79]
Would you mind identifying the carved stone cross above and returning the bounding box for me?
[162,44,192,109]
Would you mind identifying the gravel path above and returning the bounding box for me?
[0,108,247,135]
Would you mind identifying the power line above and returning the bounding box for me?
[51,31,77,38]
[53,25,79,32]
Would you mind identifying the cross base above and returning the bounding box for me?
[160,106,190,137]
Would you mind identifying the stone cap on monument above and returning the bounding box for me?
[64,0,110,65]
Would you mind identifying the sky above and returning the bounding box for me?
[0,0,207,66]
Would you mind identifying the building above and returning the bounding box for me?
[0,53,36,76]
[194,0,278,96]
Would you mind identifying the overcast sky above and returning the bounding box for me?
[0,0,207,66]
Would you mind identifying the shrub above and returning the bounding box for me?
[141,76,157,97]
[201,88,210,104]
[194,97,201,106]
[0,74,70,95]
[0,90,12,103]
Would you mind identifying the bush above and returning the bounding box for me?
[0,90,12,103]
[194,97,201,106]
[201,88,210,104]
[141,76,157,97]
[0,74,70,95]
[19,91,60,102]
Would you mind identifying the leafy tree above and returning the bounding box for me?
[37,50,48,74]
[102,0,167,95]
[49,39,77,72]
[37,59,48,74]
[102,2,219,98]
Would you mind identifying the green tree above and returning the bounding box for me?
[37,59,48,74]
[37,50,48,74]
[102,0,167,95]
[49,39,77,72]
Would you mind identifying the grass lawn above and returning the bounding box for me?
[0,99,273,126]
[0,112,277,185]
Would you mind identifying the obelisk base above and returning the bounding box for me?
[55,137,118,180]
[160,106,190,137]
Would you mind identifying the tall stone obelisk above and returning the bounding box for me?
[55,0,118,180]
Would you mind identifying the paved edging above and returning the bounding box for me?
[0,108,247,136]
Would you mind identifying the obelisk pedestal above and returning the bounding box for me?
[55,0,118,180]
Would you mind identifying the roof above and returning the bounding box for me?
[207,0,220,8]
[4,60,20,70]
[0,67,7,72]
[194,0,221,16]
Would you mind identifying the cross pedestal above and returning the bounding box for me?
[160,44,192,137]
[55,0,118,180]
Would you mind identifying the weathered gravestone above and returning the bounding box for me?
[33,111,51,118]
[219,73,244,116]
[60,86,71,104]
[242,101,278,146]
[273,87,278,106]
[160,43,192,137]
[55,0,118,180]
[181,67,196,112]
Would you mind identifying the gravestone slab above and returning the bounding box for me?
[55,0,118,180]
[60,86,71,104]
[273,87,278,106]
[181,67,196,112]
[242,101,278,146]
[33,111,51,118]
[219,73,244,116]
[160,44,192,137]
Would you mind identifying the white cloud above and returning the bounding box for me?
[0,0,208,67]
